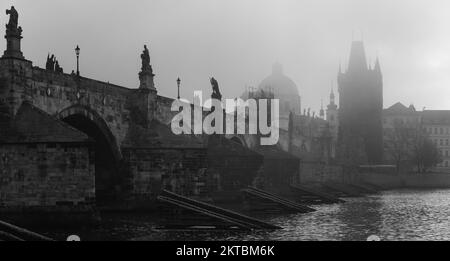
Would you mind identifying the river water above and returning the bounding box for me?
[44,189,450,241]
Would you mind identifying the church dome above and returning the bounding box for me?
[258,63,300,98]
[256,63,301,118]
[240,63,301,130]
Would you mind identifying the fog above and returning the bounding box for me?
[2,0,450,111]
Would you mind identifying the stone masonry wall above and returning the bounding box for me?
[0,143,95,207]
[299,161,345,183]
[122,147,208,200]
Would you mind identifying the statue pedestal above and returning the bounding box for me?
[3,26,24,59]
[139,69,155,90]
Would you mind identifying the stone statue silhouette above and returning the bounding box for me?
[55,60,63,73]
[45,54,51,70]
[48,54,56,71]
[6,6,18,30]
[141,45,151,72]
[210,77,222,100]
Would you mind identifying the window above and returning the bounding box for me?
[447,139,449,146]
[435,127,438,134]
[446,161,449,167]
[446,150,449,157]
[440,139,443,146]
[441,128,444,135]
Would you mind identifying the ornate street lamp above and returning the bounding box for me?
[177,77,181,100]
[75,45,80,76]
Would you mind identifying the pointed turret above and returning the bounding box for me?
[320,99,325,119]
[330,88,335,104]
[374,57,381,74]
[327,87,338,111]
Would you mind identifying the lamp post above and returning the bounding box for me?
[177,77,181,100]
[75,45,80,77]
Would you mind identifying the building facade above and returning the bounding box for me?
[421,111,450,171]
[382,102,450,172]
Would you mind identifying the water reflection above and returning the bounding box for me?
[43,189,450,241]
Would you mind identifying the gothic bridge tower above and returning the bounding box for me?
[337,41,383,164]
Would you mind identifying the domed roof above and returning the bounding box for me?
[258,63,299,97]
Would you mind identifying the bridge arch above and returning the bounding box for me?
[57,105,122,202]
[57,105,121,160]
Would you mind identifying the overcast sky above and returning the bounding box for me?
[2,0,450,111]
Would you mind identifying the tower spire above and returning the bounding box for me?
[347,41,367,73]
[330,86,335,105]
[320,99,324,118]
[374,56,381,72]
[327,82,337,111]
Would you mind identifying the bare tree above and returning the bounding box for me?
[410,125,442,173]
[385,121,442,173]
[384,122,414,172]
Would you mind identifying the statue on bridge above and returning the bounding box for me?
[210,77,222,100]
[141,45,152,72]
[45,54,63,73]
[138,45,155,90]
[6,6,19,30]
[46,54,55,71]
[3,6,24,59]
[55,60,63,73]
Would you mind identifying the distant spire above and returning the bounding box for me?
[374,56,381,72]
[328,84,337,111]
[320,99,325,118]
[330,87,335,104]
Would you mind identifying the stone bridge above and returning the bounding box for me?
[0,7,298,213]
[0,54,256,156]
[0,7,268,207]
